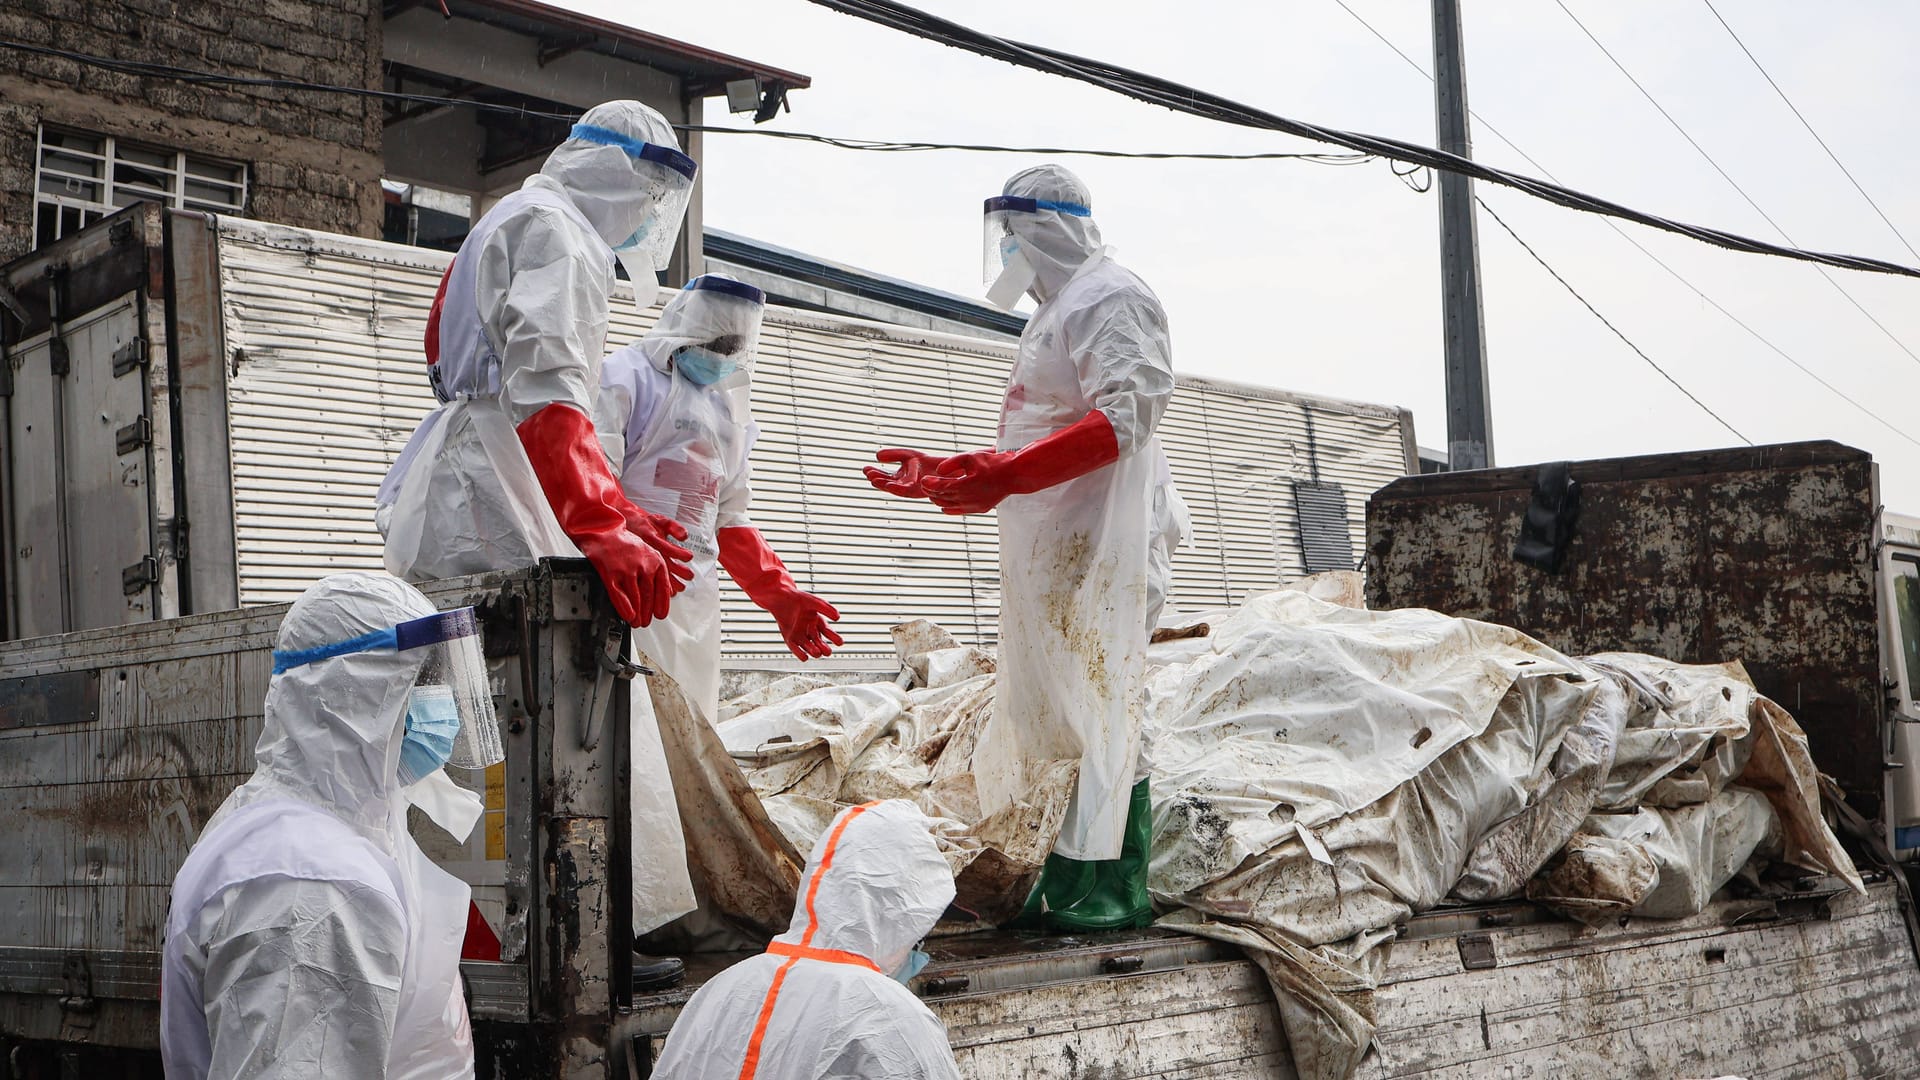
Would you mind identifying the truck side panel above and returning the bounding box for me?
[1365,441,1884,815]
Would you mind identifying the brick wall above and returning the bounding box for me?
[0,0,382,260]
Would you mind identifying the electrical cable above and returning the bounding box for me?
[679,126,1373,163]
[1328,0,1920,448]
[1699,0,1920,263]
[3,39,1377,166]
[802,0,1920,280]
[1551,0,1920,367]
[1476,196,1751,445]
[10,24,1920,280]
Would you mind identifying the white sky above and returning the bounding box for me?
[569,0,1920,504]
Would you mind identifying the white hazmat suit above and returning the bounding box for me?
[377,99,692,586]
[599,277,760,722]
[974,165,1183,862]
[161,573,484,1080]
[598,274,842,724]
[650,800,962,1079]
[376,100,699,936]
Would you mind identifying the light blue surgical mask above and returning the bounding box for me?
[398,685,462,786]
[615,219,650,252]
[892,949,930,985]
[674,346,739,387]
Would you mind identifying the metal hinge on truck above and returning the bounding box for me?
[112,338,147,377]
[122,555,159,596]
[115,415,151,455]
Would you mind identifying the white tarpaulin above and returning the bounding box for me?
[708,582,1863,1080]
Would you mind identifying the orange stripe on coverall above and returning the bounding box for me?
[736,801,883,1080]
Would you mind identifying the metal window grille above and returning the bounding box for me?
[33,126,247,247]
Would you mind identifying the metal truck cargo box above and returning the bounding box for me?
[1364,440,1884,817]
[0,204,238,642]
[0,560,633,1071]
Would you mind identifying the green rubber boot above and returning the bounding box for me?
[1044,779,1154,934]
[1011,852,1096,930]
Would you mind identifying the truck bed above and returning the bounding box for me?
[615,880,1920,1078]
[6,561,1920,1078]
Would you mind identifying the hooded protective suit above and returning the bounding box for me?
[377,100,695,624]
[650,800,961,1080]
[376,101,699,936]
[161,573,477,1080]
[598,275,841,725]
[874,165,1185,864]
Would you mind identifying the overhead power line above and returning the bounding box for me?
[1326,0,1920,449]
[1699,0,1920,263]
[0,40,1378,166]
[1476,197,1750,445]
[803,0,1920,280]
[681,126,1373,163]
[1551,0,1920,367]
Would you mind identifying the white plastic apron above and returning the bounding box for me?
[381,396,579,582]
[620,376,743,727]
[380,396,696,936]
[971,254,1158,862]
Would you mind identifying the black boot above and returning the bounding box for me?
[632,953,686,992]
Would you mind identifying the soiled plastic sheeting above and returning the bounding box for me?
[1581,654,1860,894]
[1141,590,1587,898]
[1586,656,1760,810]
[1453,676,1630,902]
[648,665,804,938]
[708,586,1864,1080]
[715,684,908,799]
[1531,787,1782,922]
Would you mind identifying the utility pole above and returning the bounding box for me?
[1432,0,1493,470]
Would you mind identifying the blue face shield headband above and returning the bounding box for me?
[271,607,480,674]
[569,123,698,181]
[272,607,504,778]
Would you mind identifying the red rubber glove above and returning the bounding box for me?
[863,448,950,500]
[618,502,695,573]
[718,526,844,661]
[517,403,694,627]
[923,410,1120,515]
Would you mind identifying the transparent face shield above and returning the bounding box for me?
[667,277,766,389]
[610,146,698,274]
[982,196,1029,287]
[984,195,1097,309]
[270,606,504,786]
[394,607,502,773]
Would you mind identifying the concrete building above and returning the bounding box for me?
[7,0,806,283]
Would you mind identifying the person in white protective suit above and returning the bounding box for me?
[376,98,698,625]
[161,572,506,1080]
[597,273,843,725]
[374,100,702,978]
[650,800,962,1079]
[866,164,1187,932]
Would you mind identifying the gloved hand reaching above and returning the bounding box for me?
[518,403,694,626]
[718,526,844,660]
[863,448,950,500]
[619,502,697,574]
[922,410,1119,515]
